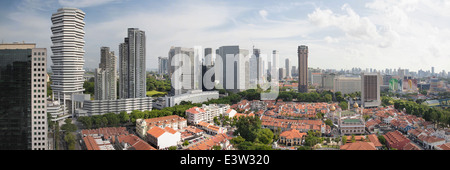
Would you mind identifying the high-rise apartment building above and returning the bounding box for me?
[119,28,146,99]
[361,72,381,108]
[0,43,48,150]
[285,58,291,78]
[298,45,308,93]
[158,56,168,76]
[95,47,117,100]
[50,8,86,114]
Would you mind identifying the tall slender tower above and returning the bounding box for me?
[95,47,117,100]
[119,28,146,99]
[298,45,308,93]
[285,58,291,78]
[50,8,86,114]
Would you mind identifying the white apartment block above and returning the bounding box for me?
[185,104,231,124]
[135,115,187,139]
[76,97,152,116]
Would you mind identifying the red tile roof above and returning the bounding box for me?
[340,141,376,150]
[279,129,306,139]
[367,134,382,147]
[437,143,450,150]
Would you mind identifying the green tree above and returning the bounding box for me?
[234,116,261,142]
[212,145,222,150]
[324,94,332,103]
[64,132,76,150]
[230,136,246,145]
[378,135,386,145]
[256,128,274,145]
[119,111,130,124]
[339,101,348,110]
[61,118,77,132]
[183,140,189,146]
[342,136,347,145]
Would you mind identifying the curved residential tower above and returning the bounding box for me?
[50,8,86,114]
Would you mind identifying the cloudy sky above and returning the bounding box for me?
[1,0,449,73]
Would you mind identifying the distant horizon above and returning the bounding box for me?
[1,0,450,72]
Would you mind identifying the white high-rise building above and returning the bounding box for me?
[50,8,86,115]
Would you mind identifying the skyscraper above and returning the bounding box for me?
[253,48,261,82]
[168,46,197,95]
[285,58,291,78]
[217,46,249,93]
[95,47,117,100]
[119,28,146,99]
[298,45,308,93]
[158,56,168,76]
[0,43,48,150]
[50,8,86,114]
[361,72,381,108]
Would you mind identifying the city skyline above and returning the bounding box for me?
[1,0,450,72]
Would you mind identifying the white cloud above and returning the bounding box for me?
[324,36,338,43]
[58,0,121,8]
[308,4,379,40]
[259,10,268,19]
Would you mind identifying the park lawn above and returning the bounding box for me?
[146,90,167,97]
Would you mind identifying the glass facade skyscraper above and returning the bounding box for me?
[0,43,48,150]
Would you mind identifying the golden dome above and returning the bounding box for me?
[353,102,359,108]
[330,105,336,111]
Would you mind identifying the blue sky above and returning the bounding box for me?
[1,0,450,73]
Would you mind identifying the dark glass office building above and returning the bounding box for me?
[0,48,32,150]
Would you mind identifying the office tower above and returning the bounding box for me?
[95,47,117,100]
[298,45,308,93]
[119,28,146,99]
[249,54,258,86]
[431,67,435,76]
[240,49,250,91]
[253,48,261,82]
[361,72,381,108]
[333,76,361,94]
[272,50,278,81]
[158,56,168,76]
[204,48,213,67]
[321,73,336,90]
[291,66,297,77]
[50,8,85,114]
[285,58,291,78]
[0,43,48,150]
[217,46,249,93]
[168,46,197,95]
[279,68,285,80]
